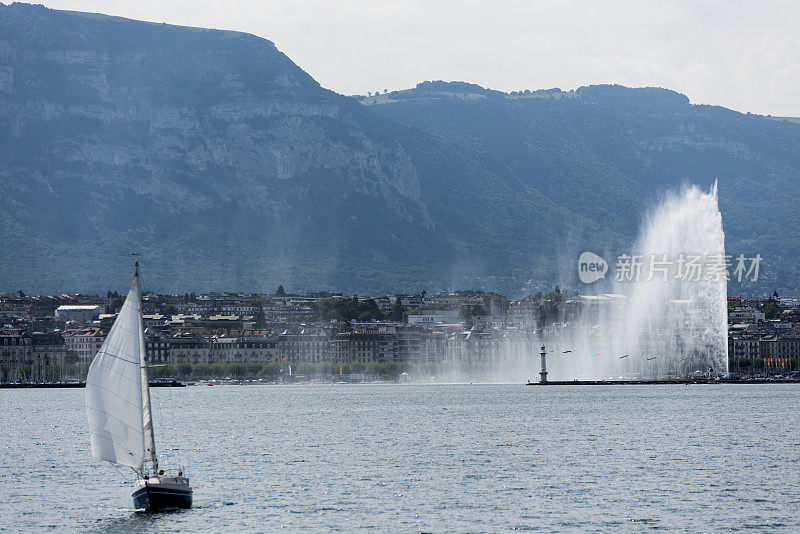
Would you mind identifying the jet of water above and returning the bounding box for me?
[547,181,729,380]
[413,182,729,382]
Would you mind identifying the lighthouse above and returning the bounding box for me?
[539,344,548,384]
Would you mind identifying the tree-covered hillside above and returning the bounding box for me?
[366,82,800,294]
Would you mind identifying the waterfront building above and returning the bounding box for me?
[396,326,422,363]
[445,328,501,364]
[417,330,448,367]
[0,329,30,382]
[145,333,170,364]
[62,328,106,363]
[331,328,397,363]
[759,335,800,368]
[169,336,211,364]
[30,331,66,381]
[235,336,278,363]
[729,333,760,361]
[278,330,331,362]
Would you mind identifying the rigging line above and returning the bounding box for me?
[94,350,140,365]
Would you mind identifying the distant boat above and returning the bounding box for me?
[85,261,193,512]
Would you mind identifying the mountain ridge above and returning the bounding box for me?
[1,3,799,296]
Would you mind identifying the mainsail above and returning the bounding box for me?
[85,269,147,469]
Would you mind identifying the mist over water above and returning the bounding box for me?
[551,182,729,380]
[420,183,729,382]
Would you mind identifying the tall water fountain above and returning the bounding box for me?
[548,182,729,380]
[414,182,729,382]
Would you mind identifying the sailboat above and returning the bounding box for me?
[85,261,193,511]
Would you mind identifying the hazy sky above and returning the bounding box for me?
[36,0,800,116]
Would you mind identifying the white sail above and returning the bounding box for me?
[85,275,145,469]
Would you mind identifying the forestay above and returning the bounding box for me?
[85,275,145,469]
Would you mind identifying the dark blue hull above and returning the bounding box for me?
[133,484,193,511]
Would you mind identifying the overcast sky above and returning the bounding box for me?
[36,0,800,116]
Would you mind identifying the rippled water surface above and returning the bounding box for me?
[2,384,800,532]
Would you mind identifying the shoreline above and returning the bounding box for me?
[0,380,185,389]
[3,379,800,388]
[526,378,800,385]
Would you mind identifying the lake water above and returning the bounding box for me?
[2,384,800,532]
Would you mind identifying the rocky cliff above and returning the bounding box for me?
[2,4,799,295]
[0,3,443,292]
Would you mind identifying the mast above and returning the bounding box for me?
[135,261,158,472]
